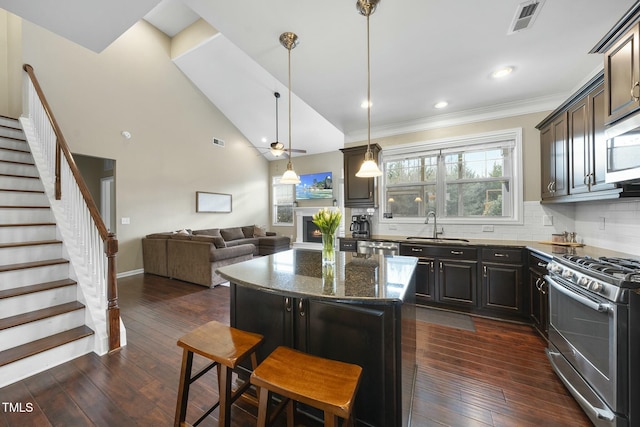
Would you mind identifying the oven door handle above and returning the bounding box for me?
[546,349,616,422]
[546,276,612,313]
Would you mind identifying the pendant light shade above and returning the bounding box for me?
[278,32,301,185]
[355,0,383,178]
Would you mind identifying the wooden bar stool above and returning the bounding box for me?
[174,320,263,427]
[250,346,362,427]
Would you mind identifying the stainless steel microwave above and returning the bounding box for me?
[605,113,640,183]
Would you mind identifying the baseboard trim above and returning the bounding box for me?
[117,269,144,279]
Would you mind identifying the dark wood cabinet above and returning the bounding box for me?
[529,251,550,338]
[540,112,568,200]
[480,248,526,317]
[569,78,617,196]
[602,23,640,124]
[339,237,358,252]
[340,144,381,208]
[230,282,411,427]
[400,243,477,308]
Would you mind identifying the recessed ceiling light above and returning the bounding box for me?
[361,99,372,109]
[492,66,513,79]
[434,101,448,109]
[261,137,268,143]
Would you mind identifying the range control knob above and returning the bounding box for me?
[588,281,603,292]
[549,263,563,274]
[562,269,575,280]
[577,277,590,287]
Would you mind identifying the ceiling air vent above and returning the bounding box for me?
[211,137,225,147]
[508,0,545,34]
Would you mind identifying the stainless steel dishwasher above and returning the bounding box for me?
[356,240,400,256]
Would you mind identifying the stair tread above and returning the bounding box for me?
[0,188,44,193]
[0,258,68,273]
[0,325,93,367]
[0,279,76,300]
[0,173,39,179]
[0,239,61,249]
[0,205,50,209]
[0,222,55,228]
[0,146,30,154]
[0,301,85,330]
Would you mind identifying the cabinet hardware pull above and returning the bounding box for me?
[439,261,443,270]
[494,253,508,258]
[430,261,434,272]
[551,181,556,193]
[483,265,487,277]
[631,81,640,101]
[584,174,589,186]
[547,182,553,191]
[411,247,423,252]
[537,262,548,268]
[540,280,547,295]
[450,250,463,255]
[298,299,305,316]
[285,297,292,312]
[535,277,543,291]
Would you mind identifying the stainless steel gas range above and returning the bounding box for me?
[545,255,640,427]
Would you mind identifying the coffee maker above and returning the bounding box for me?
[350,215,371,238]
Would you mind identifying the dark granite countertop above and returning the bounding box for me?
[217,249,417,303]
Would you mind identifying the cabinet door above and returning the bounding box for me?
[481,262,524,314]
[540,114,568,199]
[304,299,392,427]
[341,145,380,208]
[589,83,616,192]
[231,285,293,363]
[568,96,590,195]
[528,253,550,338]
[604,23,640,124]
[414,258,436,303]
[438,259,478,307]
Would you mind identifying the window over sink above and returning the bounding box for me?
[380,128,523,224]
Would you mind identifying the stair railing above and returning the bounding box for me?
[21,64,121,353]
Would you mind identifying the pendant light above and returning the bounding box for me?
[279,32,301,185]
[355,0,383,178]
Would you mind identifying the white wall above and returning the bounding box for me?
[20,20,270,273]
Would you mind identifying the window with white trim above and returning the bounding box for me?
[272,176,294,226]
[381,129,522,223]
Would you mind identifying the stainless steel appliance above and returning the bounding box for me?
[605,113,640,183]
[356,240,399,256]
[350,215,371,238]
[545,255,640,427]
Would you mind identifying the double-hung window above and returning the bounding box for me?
[272,176,294,226]
[381,128,522,223]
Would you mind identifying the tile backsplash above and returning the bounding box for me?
[359,199,640,257]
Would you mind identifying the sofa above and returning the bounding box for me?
[142,225,290,287]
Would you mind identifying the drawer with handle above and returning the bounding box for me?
[481,248,523,263]
[401,243,477,260]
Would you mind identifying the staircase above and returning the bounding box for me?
[0,116,94,388]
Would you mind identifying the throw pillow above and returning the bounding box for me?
[175,229,190,235]
[192,235,227,248]
[193,228,221,237]
[253,225,267,237]
[220,227,244,241]
[242,225,255,238]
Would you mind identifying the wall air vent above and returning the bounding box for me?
[212,137,225,147]
[508,0,545,34]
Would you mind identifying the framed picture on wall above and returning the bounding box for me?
[196,191,232,213]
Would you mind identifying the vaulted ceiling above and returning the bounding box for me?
[2,0,637,160]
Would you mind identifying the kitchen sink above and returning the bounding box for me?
[405,236,470,243]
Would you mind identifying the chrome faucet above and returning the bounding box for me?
[425,211,441,239]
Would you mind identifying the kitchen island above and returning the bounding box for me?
[217,249,417,427]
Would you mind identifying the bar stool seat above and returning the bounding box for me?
[250,346,362,427]
[174,320,263,427]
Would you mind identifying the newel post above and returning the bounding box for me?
[105,233,120,352]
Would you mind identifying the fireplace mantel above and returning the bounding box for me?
[293,206,342,249]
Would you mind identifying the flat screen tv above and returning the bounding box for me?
[296,172,333,200]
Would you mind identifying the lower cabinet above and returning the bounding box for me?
[529,251,550,338]
[230,283,411,427]
[400,243,478,309]
[480,248,527,318]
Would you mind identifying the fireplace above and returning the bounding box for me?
[303,216,323,243]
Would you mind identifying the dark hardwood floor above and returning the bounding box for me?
[0,274,592,427]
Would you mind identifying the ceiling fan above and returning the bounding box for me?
[259,92,307,157]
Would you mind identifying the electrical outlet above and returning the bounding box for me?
[599,217,606,230]
[121,217,130,225]
[482,225,494,232]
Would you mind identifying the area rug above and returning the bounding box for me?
[415,306,476,332]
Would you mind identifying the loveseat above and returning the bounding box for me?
[142,225,290,287]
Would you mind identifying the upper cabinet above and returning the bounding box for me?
[539,112,568,200]
[340,144,381,208]
[602,23,640,124]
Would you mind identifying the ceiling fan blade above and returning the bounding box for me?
[286,148,307,154]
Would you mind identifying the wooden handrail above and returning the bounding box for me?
[23,64,121,352]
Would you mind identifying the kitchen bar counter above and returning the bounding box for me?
[217,249,417,427]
